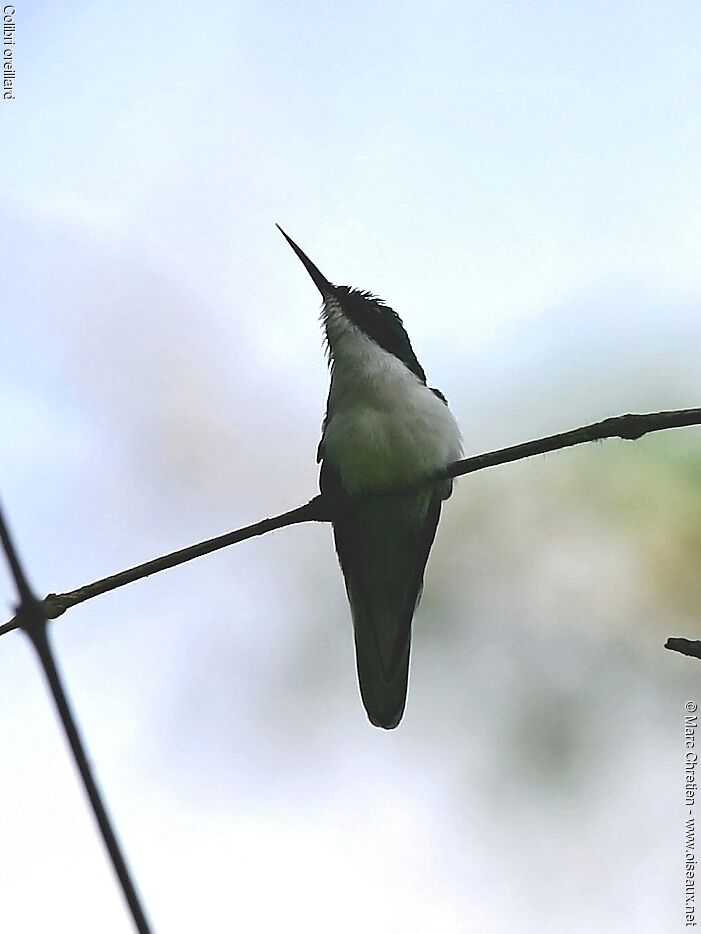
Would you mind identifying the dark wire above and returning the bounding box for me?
[0,501,152,934]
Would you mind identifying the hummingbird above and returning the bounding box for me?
[278,226,463,729]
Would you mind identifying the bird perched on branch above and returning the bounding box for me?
[278,226,462,728]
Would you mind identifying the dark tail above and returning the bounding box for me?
[332,490,443,729]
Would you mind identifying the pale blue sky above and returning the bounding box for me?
[2,2,701,931]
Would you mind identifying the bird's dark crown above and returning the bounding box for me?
[328,285,427,384]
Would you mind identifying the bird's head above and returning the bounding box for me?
[277,225,426,382]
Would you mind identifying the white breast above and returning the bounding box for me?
[321,325,462,494]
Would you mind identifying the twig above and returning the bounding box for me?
[0,497,331,637]
[665,639,701,660]
[1,407,700,639]
[0,501,153,934]
[449,407,701,477]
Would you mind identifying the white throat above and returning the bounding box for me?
[320,317,462,494]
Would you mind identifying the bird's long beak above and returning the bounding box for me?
[276,224,336,299]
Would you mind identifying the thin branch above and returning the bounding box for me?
[1,406,699,639]
[448,407,701,477]
[665,639,701,660]
[0,497,331,637]
[0,501,152,934]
